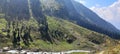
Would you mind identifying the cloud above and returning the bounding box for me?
[90,0,120,29]
[75,0,86,5]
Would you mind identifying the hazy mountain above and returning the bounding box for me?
[71,0,120,38]
[57,0,120,39]
[38,0,120,39]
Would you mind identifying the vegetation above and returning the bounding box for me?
[0,0,119,52]
[0,16,117,51]
[71,52,88,54]
[96,43,120,54]
[0,18,7,34]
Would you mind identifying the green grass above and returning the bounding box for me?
[71,52,88,54]
[29,40,74,51]
[0,18,7,29]
[0,18,7,35]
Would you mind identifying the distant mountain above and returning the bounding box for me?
[70,0,120,38]
[0,0,119,51]
[34,0,120,39]
[56,0,120,39]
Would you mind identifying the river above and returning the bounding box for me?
[1,50,91,54]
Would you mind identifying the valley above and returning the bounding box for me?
[0,0,120,54]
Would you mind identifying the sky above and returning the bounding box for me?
[75,0,120,30]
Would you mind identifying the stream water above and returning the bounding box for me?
[0,50,91,54]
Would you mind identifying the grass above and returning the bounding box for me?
[100,44,120,54]
[0,18,7,36]
[71,52,88,54]
[29,40,74,51]
[46,16,115,51]
[0,18,7,29]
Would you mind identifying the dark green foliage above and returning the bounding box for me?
[39,24,53,43]
[12,30,17,47]
[5,20,34,48]
[6,29,10,38]
[86,32,105,44]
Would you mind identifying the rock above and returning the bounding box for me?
[7,50,19,53]
[3,47,9,51]
[0,49,3,52]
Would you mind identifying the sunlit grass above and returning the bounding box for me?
[71,52,88,54]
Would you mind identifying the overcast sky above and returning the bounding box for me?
[75,0,120,30]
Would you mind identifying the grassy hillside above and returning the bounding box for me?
[0,16,117,51]
[96,42,120,54]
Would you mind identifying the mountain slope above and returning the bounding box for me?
[40,0,120,39]
[0,0,119,51]
[0,0,120,39]
[54,0,120,39]
[0,16,117,51]
[71,0,120,38]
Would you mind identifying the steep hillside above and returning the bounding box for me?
[39,0,120,39]
[0,16,117,51]
[56,0,120,39]
[0,0,119,51]
[0,0,119,39]
[71,0,120,39]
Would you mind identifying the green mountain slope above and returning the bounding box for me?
[0,16,117,51]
